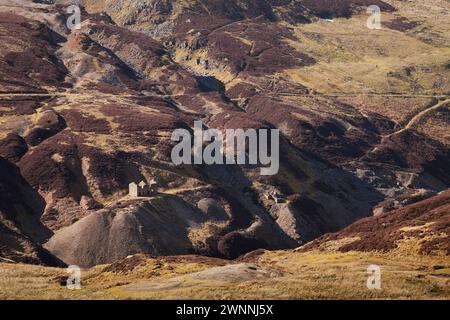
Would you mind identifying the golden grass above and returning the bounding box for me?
[283,9,450,95]
[1,247,448,300]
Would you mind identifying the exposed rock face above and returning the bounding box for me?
[0,0,448,266]
[45,197,215,267]
[57,31,140,89]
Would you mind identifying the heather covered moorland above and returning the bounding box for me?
[0,0,448,299]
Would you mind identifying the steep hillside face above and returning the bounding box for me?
[0,0,448,266]
[0,156,63,266]
[0,157,49,242]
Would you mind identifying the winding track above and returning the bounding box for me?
[1,92,448,137]
[359,98,450,159]
[383,98,450,140]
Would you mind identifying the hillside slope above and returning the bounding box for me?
[1,192,448,299]
[0,156,63,266]
[0,0,448,266]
